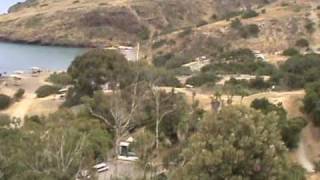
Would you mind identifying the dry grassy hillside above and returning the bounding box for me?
[0,0,275,47]
[150,0,320,63]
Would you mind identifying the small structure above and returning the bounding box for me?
[105,44,140,62]
[253,50,267,61]
[31,67,42,74]
[118,137,139,161]
[9,74,23,80]
[14,70,24,75]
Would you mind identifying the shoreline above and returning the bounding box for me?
[0,36,96,49]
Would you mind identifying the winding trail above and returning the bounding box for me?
[298,129,315,173]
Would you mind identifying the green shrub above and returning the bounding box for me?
[153,53,174,67]
[241,10,259,19]
[230,18,242,29]
[241,24,260,38]
[223,11,242,20]
[0,114,11,126]
[280,54,320,89]
[305,21,315,34]
[14,88,25,100]
[152,39,168,49]
[251,98,306,149]
[35,85,60,98]
[295,38,309,48]
[0,94,11,110]
[304,81,320,126]
[48,72,72,86]
[202,49,276,76]
[172,67,192,76]
[186,72,219,87]
[232,21,260,38]
[281,117,307,149]
[138,26,150,40]
[285,164,306,180]
[282,48,300,56]
[249,77,271,90]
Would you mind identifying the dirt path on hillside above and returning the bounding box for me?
[298,127,316,173]
[4,93,35,121]
[160,87,305,111]
[0,72,59,125]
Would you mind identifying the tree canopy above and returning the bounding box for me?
[68,49,133,96]
[171,106,301,180]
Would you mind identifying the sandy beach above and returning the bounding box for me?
[0,71,63,125]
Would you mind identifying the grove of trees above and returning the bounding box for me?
[170,106,305,180]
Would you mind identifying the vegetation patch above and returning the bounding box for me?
[241,9,259,19]
[35,85,60,98]
[0,94,11,110]
[251,98,306,149]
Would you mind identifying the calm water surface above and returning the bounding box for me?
[0,42,85,73]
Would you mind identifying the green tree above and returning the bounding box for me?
[68,49,133,96]
[251,98,306,149]
[171,106,292,179]
[0,110,111,180]
[47,72,72,86]
[279,54,320,89]
[132,130,155,180]
[304,81,320,126]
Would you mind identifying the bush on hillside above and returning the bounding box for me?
[251,98,306,149]
[279,54,320,89]
[282,48,300,56]
[295,38,309,48]
[0,94,11,110]
[48,72,72,86]
[138,26,150,40]
[286,164,306,180]
[241,10,259,19]
[0,114,11,127]
[305,21,315,34]
[249,77,271,90]
[153,53,174,67]
[230,18,242,29]
[240,24,260,38]
[231,20,260,38]
[304,81,320,126]
[186,72,219,87]
[202,50,276,76]
[35,85,60,98]
[14,88,25,101]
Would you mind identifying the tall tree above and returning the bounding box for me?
[171,106,293,179]
[67,49,133,104]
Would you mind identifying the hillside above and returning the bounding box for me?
[151,0,320,64]
[0,0,275,47]
[2,1,320,179]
